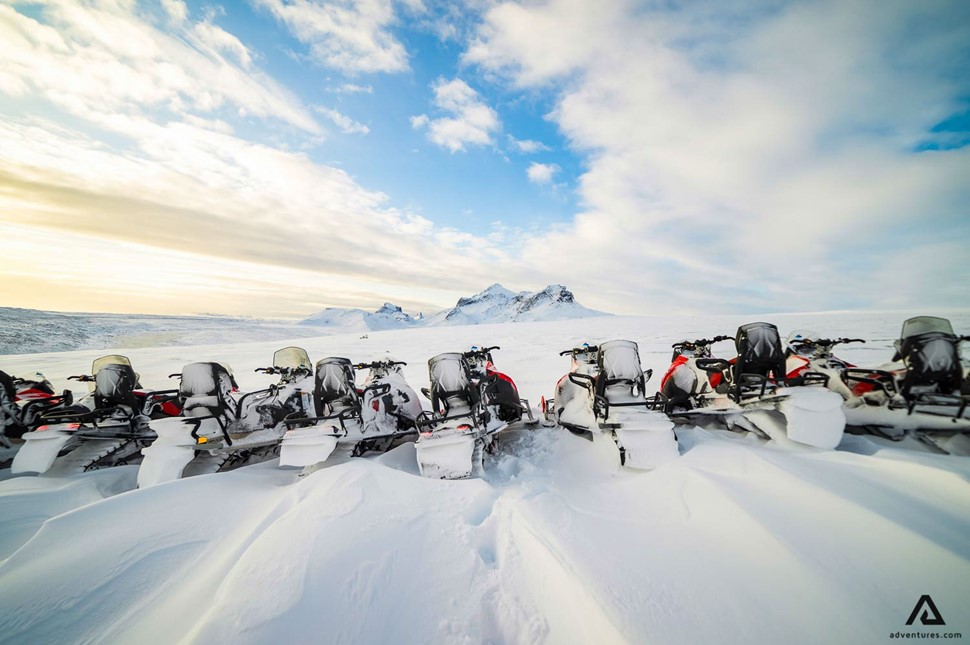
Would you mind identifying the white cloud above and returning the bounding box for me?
[252,0,413,74]
[314,106,370,134]
[332,83,374,94]
[161,0,188,24]
[0,2,319,134]
[508,135,549,153]
[412,78,500,152]
[192,20,253,69]
[526,162,559,184]
[465,0,970,313]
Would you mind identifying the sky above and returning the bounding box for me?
[0,0,968,319]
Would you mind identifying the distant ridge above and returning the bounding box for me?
[300,284,609,331]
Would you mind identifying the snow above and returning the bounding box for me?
[1,311,969,643]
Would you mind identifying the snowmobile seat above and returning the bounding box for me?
[734,323,786,382]
[896,331,963,397]
[94,363,141,411]
[428,353,476,416]
[314,357,359,416]
[179,362,236,418]
[596,340,647,400]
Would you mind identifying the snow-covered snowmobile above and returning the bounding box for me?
[279,358,424,477]
[414,346,534,479]
[785,332,866,398]
[658,322,846,449]
[11,356,181,475]
[137,347,314,487]
[542,340,679,469]
[793,317,970,453]
[1,370,72,467]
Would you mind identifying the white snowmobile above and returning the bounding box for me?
[414,347,534,479]
[790,317,970,454]
[279,357,424,477]
[11,356,181,476]
[137,347,313,487]
[542,340,679,469]
[658,322,846,449]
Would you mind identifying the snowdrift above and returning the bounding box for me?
[1,313,969,643]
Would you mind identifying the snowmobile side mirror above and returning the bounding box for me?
[421,387,432,400]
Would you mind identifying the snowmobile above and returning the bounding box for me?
[541,340,679,469]
[1,370,73,468]
[279,358,424,477]
[658,322,846,449]
[788,317,970,453]
[414,346,535,479]
[785,331,866,398]
[10,356,181,475]
[136,347,314,487]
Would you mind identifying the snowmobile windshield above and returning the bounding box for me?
[735,322,785,379]
[598,340,642,381]
[94,364,138,402]
[429,353,470,393]
[180,362,234,398]
[274,347,311,371]
[900,316,954,339]
[91,354,132,374]
[315,358,355,394]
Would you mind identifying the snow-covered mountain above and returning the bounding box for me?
[300,302,418,332]
[299,284,608,331]
[425,283,607,326]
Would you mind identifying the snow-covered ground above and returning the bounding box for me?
[1,312,969,643]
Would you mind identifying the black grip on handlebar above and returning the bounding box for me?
[67,375,83,381]
[168,373,181,379]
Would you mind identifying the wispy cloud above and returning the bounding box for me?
[331,83,374,94]
[314,105,370,134]
[508,135,549,154]
[252,0,415,74]
[411,78,500,152]
[0,2,319,133]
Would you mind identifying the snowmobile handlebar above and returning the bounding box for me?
[672,335,731,350]
[790,337,866,348]
[67,374,94,382]
[464,346,500,358]
[354,360,406,370]
[560,345,599,356]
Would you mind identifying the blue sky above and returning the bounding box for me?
[0,0,968,318]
